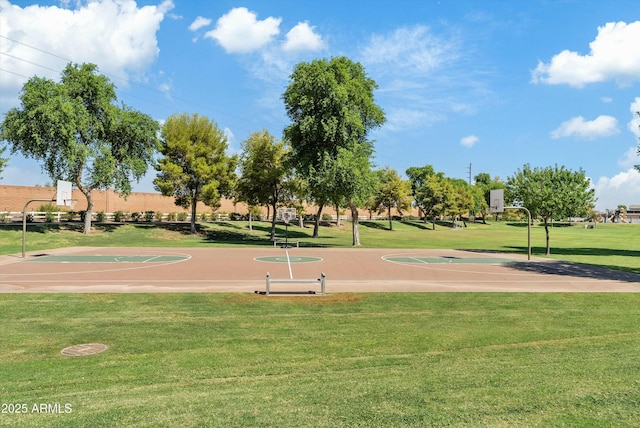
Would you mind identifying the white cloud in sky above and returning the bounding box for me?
[532,21,640,87]
[205,7,281,54]
[617,146,639,169]
[0,0,173,112]
[629,97,640,139]
[189,16,211,32]
[550,115,619,139]
[282,22,325,52]
[361,25,459,76]
[460,135,479,148]
[593,168,640,210]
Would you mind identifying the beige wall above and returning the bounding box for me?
[0,185,251,215]
[0,185,419,219]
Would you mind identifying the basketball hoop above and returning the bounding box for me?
[282,212,291,224]
[64,199,78,210]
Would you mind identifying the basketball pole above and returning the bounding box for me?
[22,198,55,258]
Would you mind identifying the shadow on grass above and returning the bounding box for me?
[359,221,391,231]
[400,221,434,230]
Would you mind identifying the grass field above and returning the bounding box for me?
[1,293,639,427]
[1,219,639,273]
[1,220,638,427]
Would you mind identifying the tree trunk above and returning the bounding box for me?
[82,189,93,234]
[335,206,341,227]
[544,220,551,255]
[248,211,253,231]
[270,202,277,241]
[313,204,324,238]
[350,202,361,246]
[388,205,393,230]
[190,201,197,234]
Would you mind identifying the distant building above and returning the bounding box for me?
[627,205,640,224]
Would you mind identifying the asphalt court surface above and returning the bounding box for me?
[1,247,639,293]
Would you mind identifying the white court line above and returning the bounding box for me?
[286,249,293,279]
[143,255,163,263]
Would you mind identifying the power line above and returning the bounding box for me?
[0,34,263,126]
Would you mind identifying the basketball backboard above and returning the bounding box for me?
[56,180,73,207]
[489,189,504,213]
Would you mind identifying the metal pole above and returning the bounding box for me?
[22,198,56,258]
[505,206,531,261]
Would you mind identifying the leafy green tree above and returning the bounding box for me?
[236,130,290,240]
[406,165,452,229]
[283,56,385,242]
[0,145,8,179]
[371,167,412,230]
[0,63,159,233]
[473,173,505,223]
[330,143,377,245]
[447,178,474,227]
[506,164,595,255]
[154,113,237,234]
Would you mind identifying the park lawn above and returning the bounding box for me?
[1,220,638,274]
[0,293,639,427]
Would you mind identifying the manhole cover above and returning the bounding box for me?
[61,343,108,357]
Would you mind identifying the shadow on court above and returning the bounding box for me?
[506,260,640,283]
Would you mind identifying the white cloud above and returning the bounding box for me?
[593,168,640,210]
[460,135,479,148]
[618,146,639,169]
[532,21,640,88]
[601,96,613,103]
[189,16,211,32]
[0,0,173,113]
[550,115,619,139]
[282,22,324,52]
[629,97,640,139]
[205,7,281,54]
[361,25,459,76]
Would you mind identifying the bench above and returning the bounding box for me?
[256,272,326,296]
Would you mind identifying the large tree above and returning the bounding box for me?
[0,63,159,233]
[154,113,237,234]
[406,165,452,230]
[236,130,290,240]
[282,56,385,242]
[506,164,595,255]
[371,167,412,230]
[0,145,8,179]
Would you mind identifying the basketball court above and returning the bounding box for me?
[4,184,639,294]
[1,246,638,293]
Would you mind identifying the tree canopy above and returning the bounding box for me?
[0,62,159,233]
[282,56,385,243]
[506,163,595,254]
[0,145,8,179]
[154,113,237,234]
[371,167,412,230]
[236,130,290,240]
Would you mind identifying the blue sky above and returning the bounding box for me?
[1,0,639,211]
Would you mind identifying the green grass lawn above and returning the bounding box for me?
[0,293,639,427]
[1,219,638,273]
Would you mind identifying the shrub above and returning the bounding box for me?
[65,211,77,222]
[26,213,34,223]
[79,211,87,223]
[177,212,187,222]
[167,212,178,222]
[199,212,209,221]
[113,210,125,222]
[131,212,141,222]
[0,212,8,223]
[321,213,333,222]
[229,212,244,221]
[155,211,164,222]
[144,211,155,222]
[96,211,107,222]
